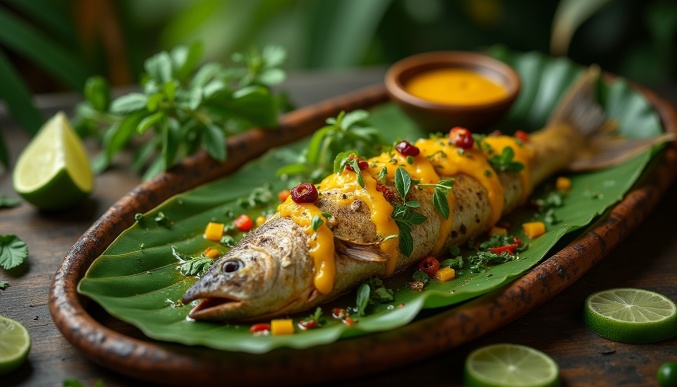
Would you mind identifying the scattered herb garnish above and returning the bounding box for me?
[418,179,454,219]
[0,195,21,208]
[489,146,524,173]
[0,281,8,290]
[298,307,324,330]
[311,215,324,232]
[356,283,371,316]
[172,246,214,277]
[276,110,383,182]
[0,234,28,270]
[532,190,567,224]
[391,168,427,257]
[333,151,366,188]
[75,43,287,180]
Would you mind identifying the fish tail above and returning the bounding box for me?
[549,66,674,172]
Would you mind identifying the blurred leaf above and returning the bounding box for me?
[0,49,43,134]
[202,124,227,161]
[0,130,9,169]
[0,8,88,89]
[84,76,111,112]
[551,0,612,56]
[5,0,79,47]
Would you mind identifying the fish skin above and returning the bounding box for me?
[181,68,618,321]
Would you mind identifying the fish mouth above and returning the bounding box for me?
[186,296,244,320]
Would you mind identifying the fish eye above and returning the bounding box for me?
[222,259,242,273]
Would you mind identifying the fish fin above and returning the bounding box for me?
[548,66,607,137]
[335,238,387,263]
[549,65,674,171]
[569,132,675,171]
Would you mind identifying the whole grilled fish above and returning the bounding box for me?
[181,68,672,321]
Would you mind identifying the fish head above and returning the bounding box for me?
[182,217,316,321]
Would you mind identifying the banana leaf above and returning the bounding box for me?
[78,49,664,353]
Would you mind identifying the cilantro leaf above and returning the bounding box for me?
[0,235,28,270]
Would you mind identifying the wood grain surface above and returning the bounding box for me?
[1,68,677,386]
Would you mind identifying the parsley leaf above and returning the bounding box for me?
[172,246,214,277]
[0,235,28,270]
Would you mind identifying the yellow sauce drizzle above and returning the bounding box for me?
[416,138,505,227]
[482,136,534,203]
[320,170,400,274]
[405,68,507,105]
[278,198,335,294]
[368,151,454,255]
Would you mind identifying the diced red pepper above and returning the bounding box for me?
[417,256,440,276]
[343,316,355,327]
[331,307,347,319]
[514,130,529,142]
[249,323,271,335]
[376,183,397,202]
[298,319,317,330]
[513,236,523,246]
[488,244,518,255]
[234,214,254,232]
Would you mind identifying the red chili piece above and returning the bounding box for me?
[332,307,347,319]
[514,130,529,142]
[449,127,474,149]
[234,214,254,232]
[343,317,355,327]
[488,244,518,255]
[291,183,319,203]
[395,140,420,157]
[417,256,440,276]
[249,323,271,334]
[298,319,317,330]
[376,183,397,202]
[513,236,523,246]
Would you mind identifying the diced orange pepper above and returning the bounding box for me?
[204,247,220,259]
[271,319,294,335]
[278,190,290,202]
[556,177,571,191]
[523,221,546,239]
[489,226,507,236]
[204,222,224,242]
[434,267,456,282]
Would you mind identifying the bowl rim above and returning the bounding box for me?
[385,50,522,112]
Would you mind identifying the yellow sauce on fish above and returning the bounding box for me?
[320,170,400,274]
[278,198,335,294]
[416,138,505,227]
[405,68,507,105]
[482,136,534,203]
[368,151,455,255]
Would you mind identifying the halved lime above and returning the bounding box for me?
[13,111,93,210]
[465,343,560,387]
[584,288,677,344]
[0,315,31,375]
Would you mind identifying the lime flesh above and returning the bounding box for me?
[465,343,559,387]
[0,315,31,376]
[12,111,93,210]
[584,288,677,344]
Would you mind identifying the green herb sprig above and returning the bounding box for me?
[0,234,28,270]
[489,146,524,173]
[418,179,454,219]
[390,167,427,257]
[333,151,366,188]
[75,43,287,180]
[276,110,383,183]
[172,246,214,277]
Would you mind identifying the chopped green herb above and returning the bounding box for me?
[412,270,430,284]
[356,283,370,316]
[154,211,171,228]
[0,280,8,289]
[321,212,332,219]
[178,256,213,277]
[367,278,394,303]
[311,215,324,232]
[0,234,28,270]
[489,146,524,173]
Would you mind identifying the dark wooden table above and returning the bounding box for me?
[1,69,676,387]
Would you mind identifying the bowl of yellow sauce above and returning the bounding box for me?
[385,51,521,132]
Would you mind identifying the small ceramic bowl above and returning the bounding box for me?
[385,51,521,133]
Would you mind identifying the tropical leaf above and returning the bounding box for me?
[79,49,665,353]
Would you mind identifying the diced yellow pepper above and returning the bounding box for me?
[255,216,267,227]
[489,226,507,236]
[434,267,456,282]
[556,177,571,191]
[204,222,224,242]
[271,319,294,335]
[522,221,546,239]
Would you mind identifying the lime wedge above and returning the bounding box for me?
[584,288,677,344]
[0,315,31,376]
[12,111,93,210]
[465,343,559,387]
